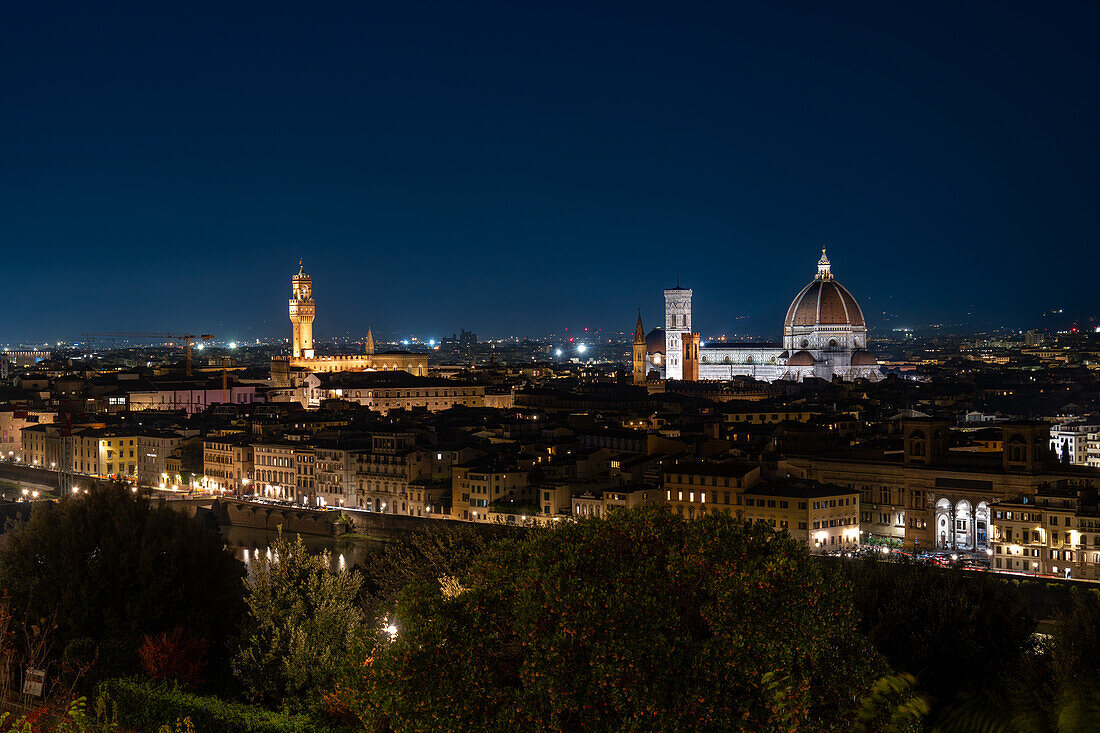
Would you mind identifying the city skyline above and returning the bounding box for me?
[3,3,1099,342]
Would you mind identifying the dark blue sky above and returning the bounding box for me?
[2,2,1097,344]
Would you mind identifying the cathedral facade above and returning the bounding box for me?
[634,250,882,383]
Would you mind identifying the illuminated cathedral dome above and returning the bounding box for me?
[784,249,865,329]
[645,327,665,355]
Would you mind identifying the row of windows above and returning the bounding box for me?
[813,498,854,509]
[666,474,741,487]
[812,516,857,530]
[667,490,731,504]
[256,454,293,468]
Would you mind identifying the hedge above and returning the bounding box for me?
[99,678,340,733]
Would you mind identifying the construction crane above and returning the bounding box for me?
[80,332,215,375]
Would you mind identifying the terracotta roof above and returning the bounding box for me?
[645,327,665,354]
[787,350,816,367]
[784,279,865,328]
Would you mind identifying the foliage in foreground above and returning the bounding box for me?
[0,696,116,733]
[839,557,1034,709]
[931,590,1100,733]
[0,482,245,684]
[99,678,337,733]
[346,508,887,732]
[232,531,364,713]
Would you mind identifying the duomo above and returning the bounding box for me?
[632,249,882,384]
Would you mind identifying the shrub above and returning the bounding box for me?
[99,678,338,733]
[138,628,207,689]
[61,637,136,695]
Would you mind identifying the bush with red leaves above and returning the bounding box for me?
[138,627,208,689]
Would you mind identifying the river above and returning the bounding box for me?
[218,524,384,576]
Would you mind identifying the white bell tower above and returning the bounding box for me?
[664,285,692,380]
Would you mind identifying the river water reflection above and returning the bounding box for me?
[219,524,383,576]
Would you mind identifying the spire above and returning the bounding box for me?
[297,259,304,277]
[365,327,375,355]
[816,247,832,280]
[634,310,645,343]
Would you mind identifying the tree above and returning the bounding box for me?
[0,483,245,674]
[348,508,887,731]
[839,557,1034,717]
[363,523,493,616]
[232,531,364,712]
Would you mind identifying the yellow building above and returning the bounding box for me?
[991,488,1100,580]
[20,424,139,480]
[0,407,55,461]
[203,436,254,493]
[452,459,530,521]
[658,461,858,551]
[356,432,431,514]
[93,430,140,479]
[660,462,761,520]
[740,480,860,552]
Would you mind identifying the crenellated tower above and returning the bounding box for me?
[632,311,646,384]
[289,260,315,358]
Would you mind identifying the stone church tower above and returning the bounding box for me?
[664,285,692,380]
[632,311,647,384]
[289,261,315,358]
[682,332,701,381]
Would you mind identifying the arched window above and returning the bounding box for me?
[1007,435,1026,463]
[910,430,926,457]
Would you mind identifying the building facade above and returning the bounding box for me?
[203,436,254,493]
[991,488,1100,580]
[787,420,1100,552]
[302,371,486,413]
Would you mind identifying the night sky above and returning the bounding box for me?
[3,2,1098,344]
